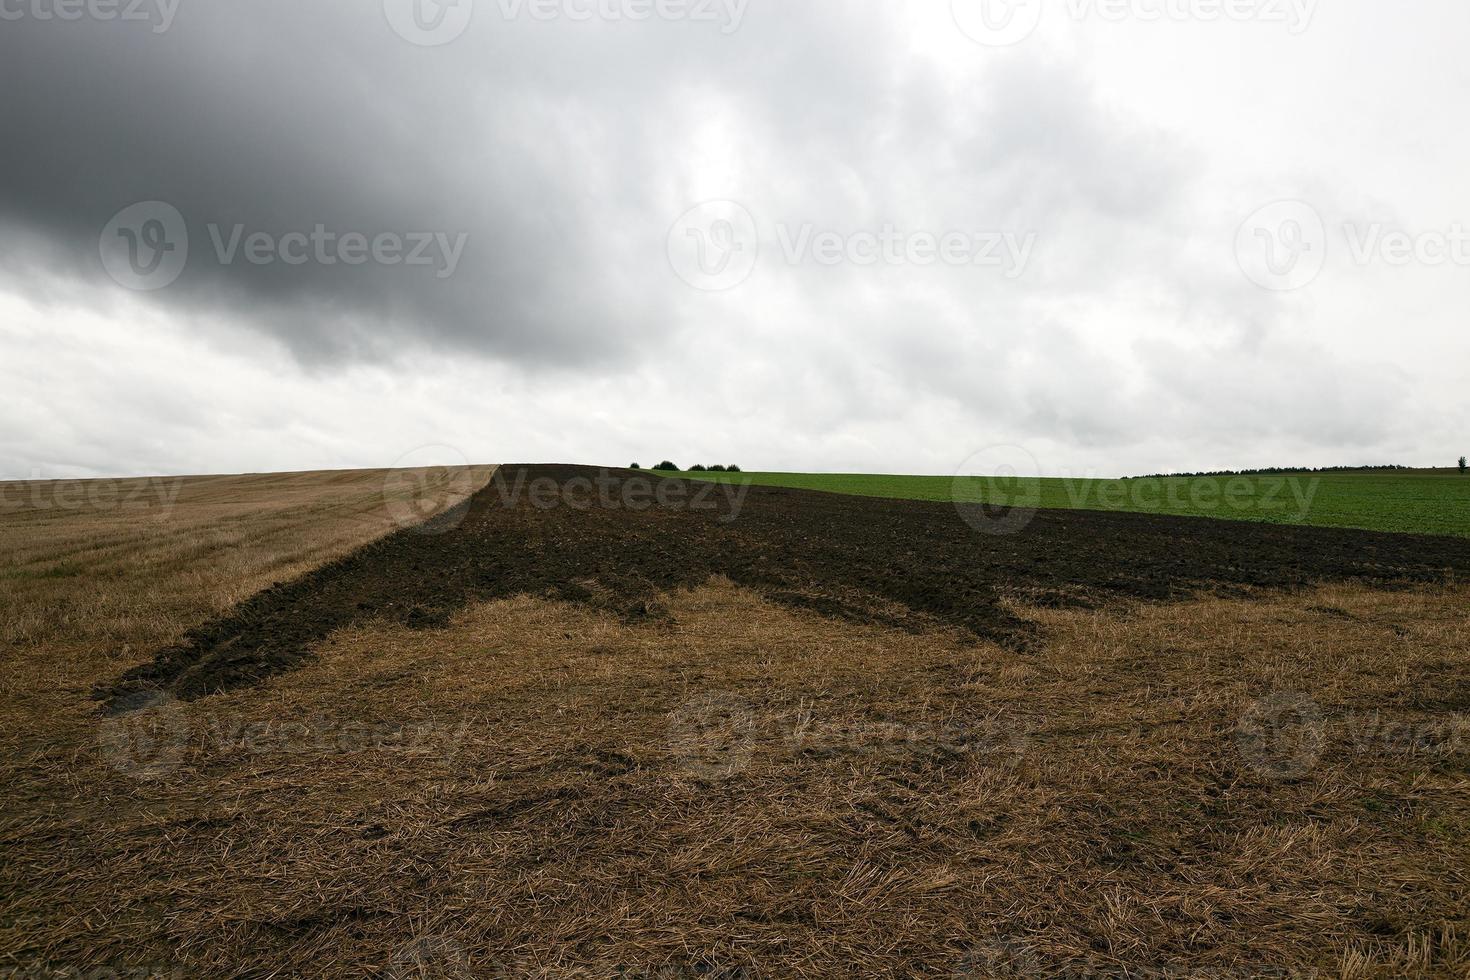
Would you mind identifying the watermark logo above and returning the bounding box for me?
[952,0,1045,46]
[668,200,760,291]
[1236,693,1468,781]
[384,0,476,45]
[100,201,189,291]
[668,693,759,780]
[1235,199,1327,291]
[383,445,479,535]
[1235,692,1325,782]
[386,937,473,979]
[0,0,181,32]
[1238,201,1470,290]
[98,693,189,779]
[952,445,1044,537]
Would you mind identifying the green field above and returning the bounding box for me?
[678,469,1470,539]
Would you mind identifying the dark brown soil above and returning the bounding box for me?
[98,465,1470,710]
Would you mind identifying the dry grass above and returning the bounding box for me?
[3,471,1469,977]
[0,466,494,656]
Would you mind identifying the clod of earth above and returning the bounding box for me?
[97,465,1470,710]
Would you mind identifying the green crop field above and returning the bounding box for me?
[677,469,1470,539]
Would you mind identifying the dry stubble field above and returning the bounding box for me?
[2,466,1469,978]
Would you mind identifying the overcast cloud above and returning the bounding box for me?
[1,0,1466,479]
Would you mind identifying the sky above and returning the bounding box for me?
[1,0,1466,480]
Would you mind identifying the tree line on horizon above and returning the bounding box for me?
[1129,464,1431,480]
[628,462,742,473]
[620,460,1466,478]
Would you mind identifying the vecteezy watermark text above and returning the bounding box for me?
[387,941,752,980]
[100,696,477,780]
[383,0,749,46]
[1066,0,1316,31]
[100,201,470,290]
[950,446,1323,538]
[776,224,1035,275]
[495,0,747,31]
[0,964,189,979]
[951,0,1318,47]
[668,693,1035,780]
[954,938,1286,978]
[668,201,1037,291]
[1074,473,1320,516]
[0,0,180,32]
[208,225,468,279]
[0,474,183,516]
[491,467,752,522]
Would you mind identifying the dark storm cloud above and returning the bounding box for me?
[0,1,768,365]
[0,0,1189,370]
